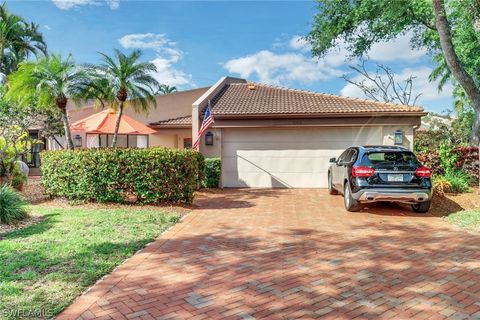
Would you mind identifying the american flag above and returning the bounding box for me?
[193,104,214,150]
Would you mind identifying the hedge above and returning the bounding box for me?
[41,148,205,204]
[203,158,221,188]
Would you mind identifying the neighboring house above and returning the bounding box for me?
[419,112,453,131]
[42,76,426,188]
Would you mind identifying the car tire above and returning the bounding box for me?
[344,183,360,212]
[328,172,338,195]
[411,200,431,213]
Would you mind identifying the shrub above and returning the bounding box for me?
[432,176,452,196]
[416,150,443,176]
[41,148,204,204]
[438,141,459,174]
[202,158,221,188]
[0,184,28,224]
[442,170,472,193]
[11,164,27,191]
[454,146,479,183]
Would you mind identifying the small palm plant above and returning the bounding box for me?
[157,84,177,95]
[85,49,159,147]
[0,184,28,224]
[7,54,88,149]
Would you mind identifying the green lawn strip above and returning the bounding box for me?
[447,209,480,232]
[0,206,180,320]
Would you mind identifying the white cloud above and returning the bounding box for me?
[119,33,192,87]
[44,25,51,30]
[340,66,453,104]
[289,35,310,52]
[119,33,171,50]
[224,35,352,86]
[366,32,427,62]
[150,58,192,87]
[52,0,119,10]
[224,50,343,86]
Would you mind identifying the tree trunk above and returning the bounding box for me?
[61,108,74,150]
[56,95,74,150]
[111,102,124,148]
[432,0,480,144]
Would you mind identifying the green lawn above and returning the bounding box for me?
[447,209,480,232]
[0,206,180,320]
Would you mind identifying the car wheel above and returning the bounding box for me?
[411,200,431,213]
[328,172,338,195]
[344,183,360,212]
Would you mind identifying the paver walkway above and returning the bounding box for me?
[58,189,480,320]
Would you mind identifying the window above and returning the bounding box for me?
[361,151,420,169]
[337,150,349,163]
[183,138,192,149]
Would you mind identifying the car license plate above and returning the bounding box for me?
[387,174,403,182]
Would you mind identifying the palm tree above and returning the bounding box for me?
[86,49,159,147]
[7,54,87,149]
[157,84,177,95]
[0,4,46,75]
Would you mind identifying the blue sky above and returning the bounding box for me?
[9,0,453,112]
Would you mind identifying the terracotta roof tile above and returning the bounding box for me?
[210,83,425,116]
[150,115,191,127]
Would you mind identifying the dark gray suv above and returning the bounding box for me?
[328,146,432,213]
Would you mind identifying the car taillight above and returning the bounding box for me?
[352,166,375,177]
[415,166,431,178]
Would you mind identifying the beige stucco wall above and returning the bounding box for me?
[150,129,192,149]
[381,125,414,150]
[199,129,222,158]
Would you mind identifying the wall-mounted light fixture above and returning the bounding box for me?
[394,129,404,145]
[74,134,82,148]
[205,132,214,146]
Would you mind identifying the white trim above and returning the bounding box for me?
[191,76,247,146]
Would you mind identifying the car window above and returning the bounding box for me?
[343,149,354,163]
[348,149,358,163]
[337,150,349,163]
[361,151,420,169]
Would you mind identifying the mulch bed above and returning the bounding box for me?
[21,176,50,204]
[431,188,480,217]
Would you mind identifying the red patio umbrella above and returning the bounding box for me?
[70,109,156,135]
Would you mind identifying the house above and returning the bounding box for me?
[43,76,426,188]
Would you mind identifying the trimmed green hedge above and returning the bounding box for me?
[41,148,204,204]
[203,158,221,188]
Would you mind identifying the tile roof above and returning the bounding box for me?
[150,115,191,127]
[210,83,425,117]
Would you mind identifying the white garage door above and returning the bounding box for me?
[222,127,383,188]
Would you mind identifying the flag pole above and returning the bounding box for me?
[208,99,218,140]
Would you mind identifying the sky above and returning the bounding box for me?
[8,0,453,113]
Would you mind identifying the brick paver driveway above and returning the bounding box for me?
[58,189,480,320]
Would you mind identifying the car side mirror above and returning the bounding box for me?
[329,157,336,163]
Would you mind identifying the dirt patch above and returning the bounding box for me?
[431,188,480,217]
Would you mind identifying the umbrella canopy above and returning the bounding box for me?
[70,109,156,135]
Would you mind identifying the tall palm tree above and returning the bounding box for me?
[86,49,159,147]
[0,4,46,75]
[157,84,177,95]
[7,54,87,149]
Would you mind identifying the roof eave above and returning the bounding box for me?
[211,111,428,119]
